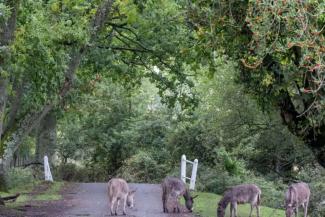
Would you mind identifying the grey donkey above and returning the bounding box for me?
[217,184,261,217]
[161,177,198,213]
[285,182,310,217]
[107,178,136,215]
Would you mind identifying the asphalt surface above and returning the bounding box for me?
[63,183,197,217]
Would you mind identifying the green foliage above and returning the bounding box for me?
[0,3,11,25]
[1,2,324,217]
[6,168,36,190]
[118,150,169,183]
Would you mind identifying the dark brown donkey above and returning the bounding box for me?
[161,177,197,213]
[217,184,261,217]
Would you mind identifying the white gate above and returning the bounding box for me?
[180,154,198,190]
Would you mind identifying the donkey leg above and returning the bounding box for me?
[110,198,116,216]
[162,194,167,213]
[304,201,309,217]
[177,197,181,213]
[122,196,127,215]
[230,203,234,217]
[115,199,120,215]
[294,206,298,217]
[249,204,253,217]
[233,203,238,217]
[256,205,260,217]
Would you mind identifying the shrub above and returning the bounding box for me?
[7,167,36,190]
[194,164,285,208]
[117,150,169,183]
[309,181,325,217]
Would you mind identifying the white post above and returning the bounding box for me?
[189,159,198,190]
[181,155,186,183]
[44,155,53,182]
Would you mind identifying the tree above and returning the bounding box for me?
[186,0,325,168]
[0,0,20,192]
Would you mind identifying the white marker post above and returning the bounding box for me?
[190,159,198,190]
[181,155,186,183]
[44,155,53,182]
[180,154,198,190]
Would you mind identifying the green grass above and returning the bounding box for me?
[0,180,40,207]
[0,181,64,208]
[192,192,285,217]
[34,181,64,201]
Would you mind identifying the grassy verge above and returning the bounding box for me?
[0,181,64,208]
[34,181,64,201]
[0,180,40,206]
[193,192,284,217]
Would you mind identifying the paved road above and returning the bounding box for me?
[63,183,196,217]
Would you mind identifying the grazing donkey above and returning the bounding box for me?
[285,182,310,217]
[107,178,136,215]
[217,184,261,217]
[161,177,197,213]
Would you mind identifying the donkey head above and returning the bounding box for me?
[185,195,198,212]
[127,189,136,208]
[285,204,295,217]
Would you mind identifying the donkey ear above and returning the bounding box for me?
[130,188,137,194]
[192,195,199,199]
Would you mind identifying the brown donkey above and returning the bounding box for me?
[107,178,136,215]
[285,182,310,217]
[161,177,197,213]
[217,184,261,217]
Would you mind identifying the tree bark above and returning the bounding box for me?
[35,111,57,164]
[2,78,24,138]
[278,90,325,168]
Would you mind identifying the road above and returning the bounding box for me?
[63,183,197,217]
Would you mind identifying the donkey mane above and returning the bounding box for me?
[183,189,191,200]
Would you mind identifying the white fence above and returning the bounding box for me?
[180,154,198,190]
[44,155,53,182]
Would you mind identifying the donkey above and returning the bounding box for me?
[107,178,136,215]
[285,182,310,217]
[161,177,198,213]
[217,184,261,217]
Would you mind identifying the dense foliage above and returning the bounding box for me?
[0,0,324,215]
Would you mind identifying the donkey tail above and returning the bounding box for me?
[257,192,261,206]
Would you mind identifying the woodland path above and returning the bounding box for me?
[62,183,197,217]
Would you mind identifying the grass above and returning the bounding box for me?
[192,192,285,217]
[34,181,64,201]
[0,181,64,208]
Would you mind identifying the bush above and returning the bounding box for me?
[117,150,170,183]
[309,181,325,217]
[7,167,36,190]
[53,163,107,182]
[195,164,285,208]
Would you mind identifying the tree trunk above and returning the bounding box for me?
[278,91,325,168]
[0,78,7,142]
[35,111,57,164]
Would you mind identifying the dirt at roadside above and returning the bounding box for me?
[0,182,74,217]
